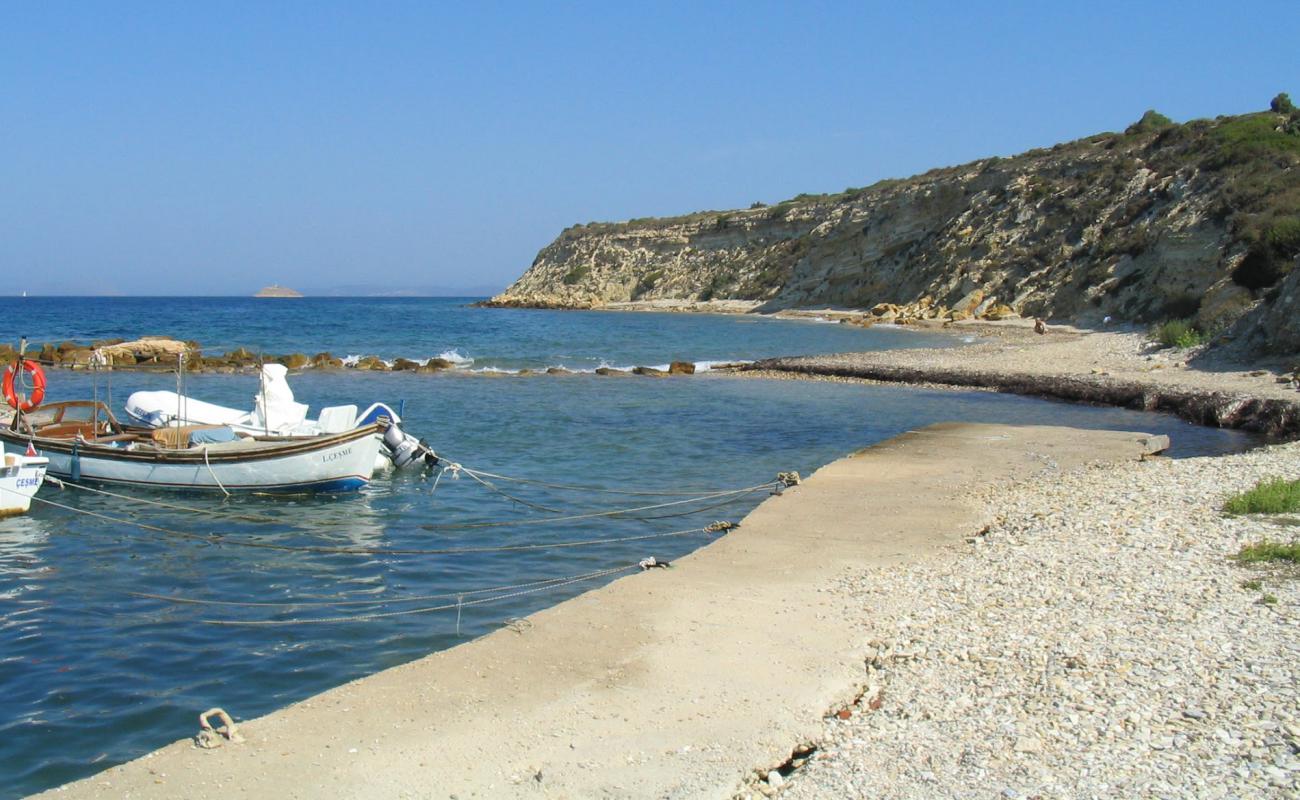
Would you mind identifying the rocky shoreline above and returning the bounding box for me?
[741,324,1300,438]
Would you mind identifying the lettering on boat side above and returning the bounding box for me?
[16,477,40,488]
[321,447,351,463]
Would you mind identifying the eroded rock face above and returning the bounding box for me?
[489,112,1300,358]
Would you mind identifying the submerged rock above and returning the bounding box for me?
[633,366,667,377]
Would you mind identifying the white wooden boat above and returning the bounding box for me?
[1,401,381,494]
[0,451,47,516]
[124,364,436,469]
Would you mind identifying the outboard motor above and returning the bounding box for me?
[358,402,437,469]
[382,423,436,469]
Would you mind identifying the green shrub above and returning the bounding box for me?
[1152,318,1207,348]
[561,264,591,285]
[1126,109,1175,135]
[1224,478,1300,516]
[1271,92,1296,115]
[1205,114,1300,169]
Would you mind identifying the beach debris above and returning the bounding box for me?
[1034,318,1047,335]
[639,556,671,570]
[704,520,737,533]
[502,618,534,635]
[773,472,802,494]
[194,707,244,749]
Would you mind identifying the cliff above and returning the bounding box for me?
[490,102,1300,358]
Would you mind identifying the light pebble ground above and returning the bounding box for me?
[753,440,1300,799]
[773,325,1299,401]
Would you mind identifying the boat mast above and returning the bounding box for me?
[11,338,26,432]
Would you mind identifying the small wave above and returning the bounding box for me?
[341,354,362,367]
[435,349,474,367]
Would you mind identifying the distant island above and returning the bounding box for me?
[254,284,303,298]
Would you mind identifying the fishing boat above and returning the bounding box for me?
[1,400,383,494]
[124,364,436,469]
[0,450,47,516]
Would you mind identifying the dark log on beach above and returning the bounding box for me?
[748,358,1300,438]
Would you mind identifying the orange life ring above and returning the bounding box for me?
[3,360,46,412]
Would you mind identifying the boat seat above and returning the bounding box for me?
[317,405,358,434]
[151,425,224,449]
[36,422,112,439]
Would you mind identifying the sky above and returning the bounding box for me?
[1,1,1295,296]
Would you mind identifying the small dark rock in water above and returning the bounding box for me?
[422,357,455,370]
[632,366,667,377]
[546,367,572,375]
[391,358,421,371]
[595,367,629,376]
[280,353,310,370]
[669,360,696,375]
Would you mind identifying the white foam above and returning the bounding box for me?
[434,349,474,367]
[693,359,751,372]
[341,354,362,367]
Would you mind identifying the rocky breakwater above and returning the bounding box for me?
[487,100,1300,360]
[4,338,465,375]
[7,339,708,380]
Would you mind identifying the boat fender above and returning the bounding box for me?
[2,360,46,412]
[70,441,81,482]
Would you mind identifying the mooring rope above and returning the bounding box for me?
[131,563,650,608]
[199,563,639,626]
[47,471,777,530]
[451,461,763,497]
[28,494,737,556]
[416,483,772,530]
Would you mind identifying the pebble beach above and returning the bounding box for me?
[768,439,1300,799]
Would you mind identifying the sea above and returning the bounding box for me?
[0,297,1257,798]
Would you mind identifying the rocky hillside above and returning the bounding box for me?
[489,98,1300,358]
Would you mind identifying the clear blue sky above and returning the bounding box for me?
[1,2,1293,295]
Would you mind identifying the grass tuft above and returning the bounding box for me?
[1152,319,1207,348]
[1235,540,1300,564]
[1224,478,1300,515]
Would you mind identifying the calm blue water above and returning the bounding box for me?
[0,298,1256,798]
[3,296,954,371]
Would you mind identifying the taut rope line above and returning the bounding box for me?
[28,494,737,556]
